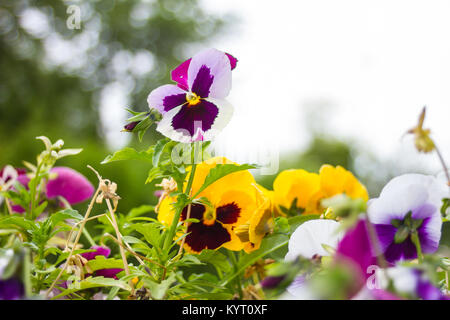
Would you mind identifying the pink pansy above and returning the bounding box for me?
[171,52,238,91]
[4,166,94,213]
[46,167,94,205]
[148,48,237,143]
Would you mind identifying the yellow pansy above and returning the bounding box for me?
[235,185,275,253]
[273,165,368,215]
[157,157,270,254]
[273,169,321,214]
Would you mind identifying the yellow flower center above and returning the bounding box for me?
[186,92,201,106]
[203,208,216,226]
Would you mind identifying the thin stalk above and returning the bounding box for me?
[435,144,450,186]
[82,228,96,247]
[28,162,43,219]
[59,196,96,247]
[162,162,197,253]
[228,250,243,299]
[45,185,101,297]
[105,198,134,296]
[5,199,13,215]
[23,248,32,298]
[411,231,424,262]
[176,201,192,257]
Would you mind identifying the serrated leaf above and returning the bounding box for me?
[193,163,257,198]
[145,167,165,184]
[101,147,153,164]
[196,250,231,274]
[133,223,162,247]
[143,273,176,300]
[85,256,124,272]
[152,138,170,167]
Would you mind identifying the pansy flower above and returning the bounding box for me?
[273,165,368,215]
[148,48,237,143]
[375,266,449,300]
[279,219,343,299]
[8,166,94,213]
[367,174,448,263]
[0,166,23,207]
[0,278,24,300]
[158,157,269,253]
[234,185,275,253]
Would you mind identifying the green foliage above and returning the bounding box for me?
[101,147,154,164]
[53,276,131,300]
[440,221,450,248]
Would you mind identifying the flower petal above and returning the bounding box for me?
[147,84,187,114]
[171,59,191,91]
[285,219,342,261]
[336,219,378,279]
[187,48,232,99]
[273,169,321,211]
[81,246,111,261]
[216,202,241,225]
[46,167,95,205]
[156,98,233,143]
[171,52,237,91]
[184,221,231,253]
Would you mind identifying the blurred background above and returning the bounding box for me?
[1,0,449,214]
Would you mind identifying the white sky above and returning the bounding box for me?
[200,0,450,174]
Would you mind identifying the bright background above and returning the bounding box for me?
[1,0,449,212]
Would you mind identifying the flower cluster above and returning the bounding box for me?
[158,157,274,253]
[1,48,449,302]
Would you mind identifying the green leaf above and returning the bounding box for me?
[133,223,162,248]
[101,147,153,164]
[128,205,154,217]
[145,166,165,184]
[440,221,450,247]
[85,256,124,272]
[196,250,232,274]
[152,138,171,167]
[288,214,320,234]
[49,209,83,227]
[34,201,48,217]
[193,163,257,198]
[0,216,36,234]
[143,273,176,300]
[52,276,130,299]
[219,234,289,287]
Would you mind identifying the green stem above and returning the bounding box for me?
[82,228,96,247]
[59,196,96,247]
[23,248,32,298]
[28,162,43,220]
[162,161,198,253]
[411,231,424,262]
[228,250,243,299]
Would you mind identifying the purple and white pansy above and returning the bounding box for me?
[367,174,448,263]
[374,266,449,300]
[283,219,343,299]
[148,48,237,143]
